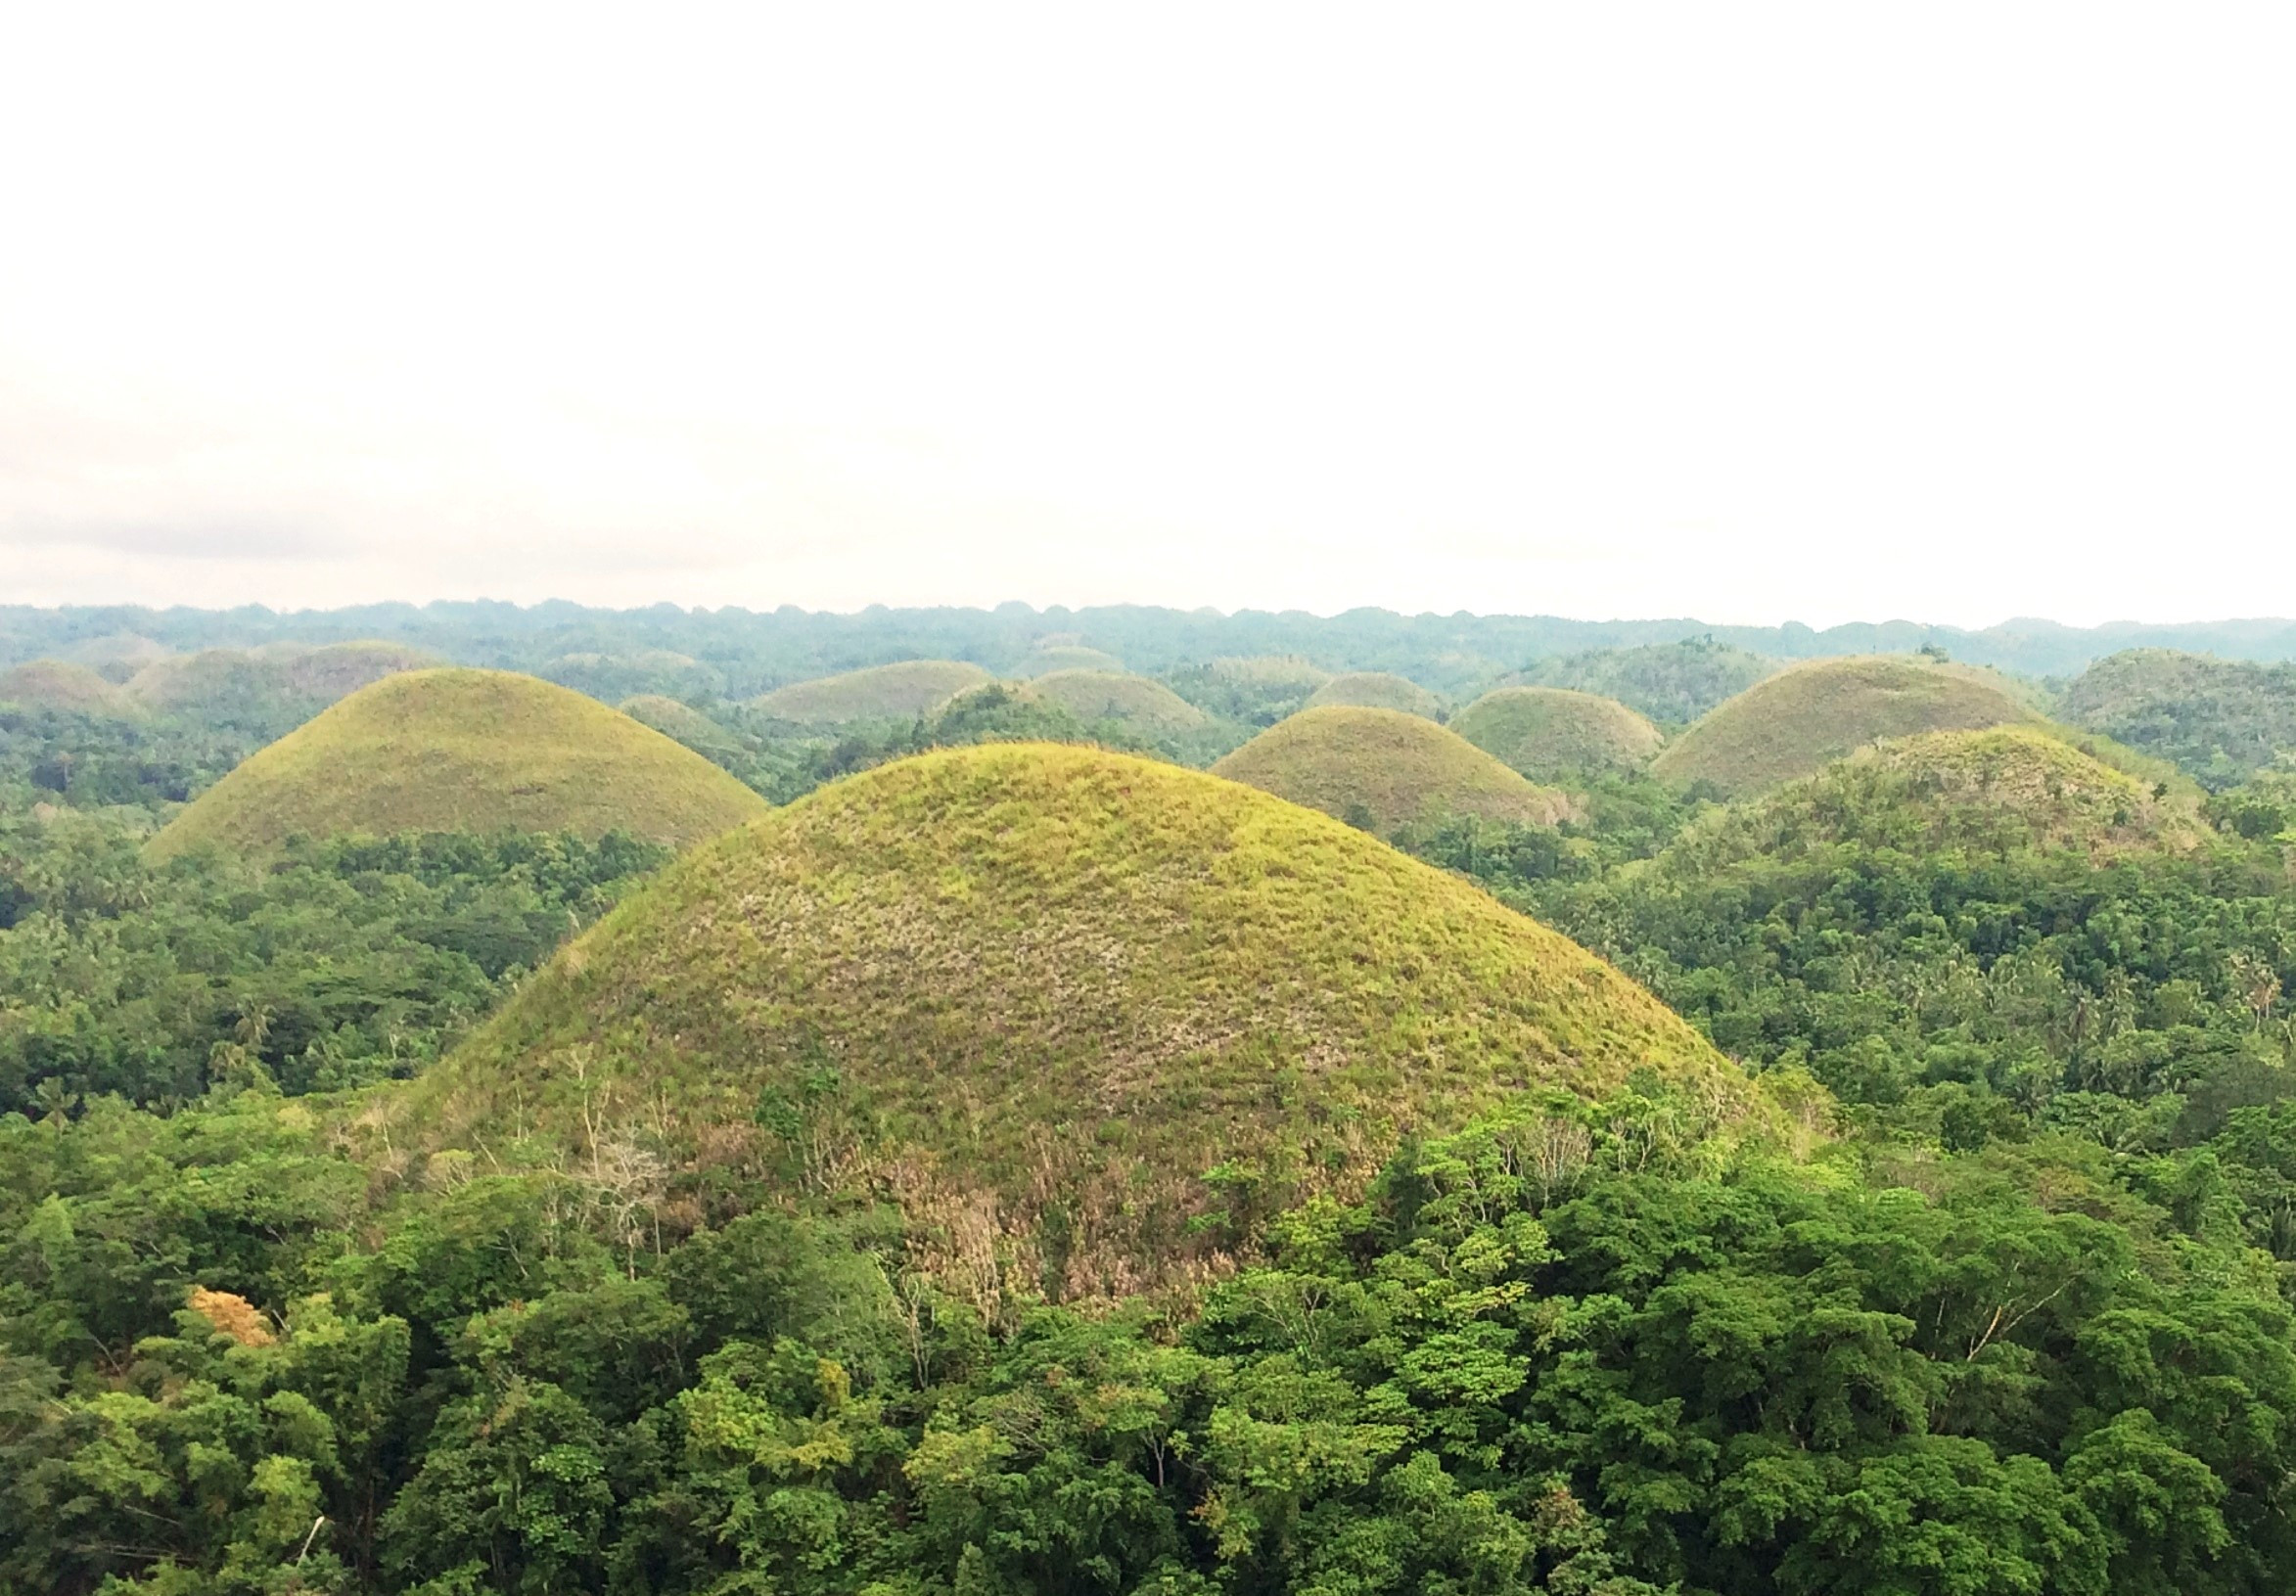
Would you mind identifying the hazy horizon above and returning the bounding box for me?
[6,5,2293,626]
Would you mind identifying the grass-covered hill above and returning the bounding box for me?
[619,693,743,756]
[1305,669,1442,718]
[147,669,768,860]
[753,660,992,724]
[1649,654,2044,796]
[1651,725,2207,877]
[2061,648,2296,788]
[1019,644,1125,675]
[407,743,1751,1292]
[1212,706,1573,832]
[1516,637,1782,723]
[1020,669,1209,736]
[1448,686,1664,780]
[0,660,134,716]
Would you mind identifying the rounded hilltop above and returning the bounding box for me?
[1653,725,2207,878]
[1649,654,2044,797]
[0,660,134,716]
[1212,705,1572,832]
[620,694,742,756]
[1449,687,1664,780]
[1019,644,1125,676]
[146,668,767,860]
[753,660,992,724]
[1021,669,1209,736]
[1306,670,1442,718]
[407,742,1751,1294]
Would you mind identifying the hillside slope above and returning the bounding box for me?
[1652,726,2208,878]
[148,669,767,859]
[1649,655,2044,796]
[2061,649,2296,787]
[1306,670,1442,718]
[409,743,1751,1293]
[754,660,993,723]
[1212,706,1572,831]
[0,660,134,716]
[1449,687,1664,779]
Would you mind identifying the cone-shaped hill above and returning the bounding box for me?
[1021,669,1209,736]
[2061,649,2296,786]
[407,743,1752,1293]
[620,694,743,756]
[1306,670,1442,718]
[1649,655,2044,797]
[1651,726,2207,879]
[1020,644,1125,676]
[0,660,134,716]
[1450,687,1664,780]
[1213,706,1572,833]
[147,669,767,860]
[754,660,992,724]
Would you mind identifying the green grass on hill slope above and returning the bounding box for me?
[1651,726,2208,879]
[407,743,1753,1293]
[1449,686,1664,779]
[0,660,134,716]
[753,660,993,724]
[1306,670,1442,718]
[620,694,743,755]
[1212,706,1573,832]
[1019,645,1125,675]
[147,669,767,860]
[1516,638,1783,723]
[1021,669,1209,735]
[2061,648,2296,788]
[1649,655,2044,797]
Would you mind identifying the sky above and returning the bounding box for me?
[2,5,2292,628]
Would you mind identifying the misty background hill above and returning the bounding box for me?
[8,601,2296,693]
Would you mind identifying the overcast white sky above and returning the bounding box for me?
[2,5,2291,627]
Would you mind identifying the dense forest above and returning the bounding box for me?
[5,606,2296,1594]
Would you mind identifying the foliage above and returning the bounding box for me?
[2063,649,2296,788]
[1514,637,1783,725]
[0,809,668,1111]
[9,1084,2296,1594]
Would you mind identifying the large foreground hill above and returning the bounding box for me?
[147,668,767,858]
[406,743,1751,1292]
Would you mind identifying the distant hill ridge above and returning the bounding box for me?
[13,603,2295,682]
[402,742,1754,1294]
[2062,648,2296,788]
